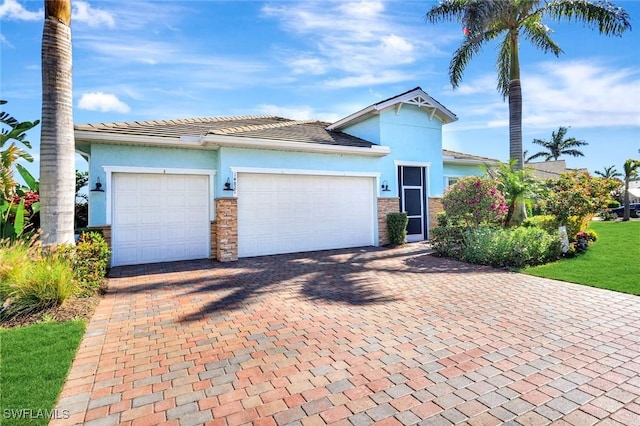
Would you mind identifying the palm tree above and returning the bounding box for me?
[526,126,588,162]
[594,165,622,179]
[426,0,630,171]
[622,159,640,221]
[40,0,75,245]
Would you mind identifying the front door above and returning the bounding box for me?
[399,166,427,242]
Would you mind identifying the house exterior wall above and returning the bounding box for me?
[87,143,217,226]
[443,163,486,189]
[342,105,444,198]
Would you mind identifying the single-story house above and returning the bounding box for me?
[75,87,494,267]
[525,160,588,180]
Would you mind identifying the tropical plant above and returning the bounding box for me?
[487,160,538,226]
[40,0,75,246]
[442,176,508,227]
[594,165,622,179]
[526,126,588,162]
[1,100,40,200]
[425,1,630,171]
[0,164,41,241]
[622,159,640,221]
[539,171,619,225]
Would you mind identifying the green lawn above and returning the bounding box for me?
[0,320,86,425]
[523,221,640,295]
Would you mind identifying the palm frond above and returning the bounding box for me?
[546,0,631,36]
[425,0,468,24]
[449,36,484,89]
[521,14,563,56]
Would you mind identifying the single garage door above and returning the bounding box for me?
[112,173,210,266]
[237,173,375,258]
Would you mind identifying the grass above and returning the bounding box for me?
[0,320,86,425]
[523,220,640,295]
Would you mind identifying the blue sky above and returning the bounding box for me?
[1,0,639,178]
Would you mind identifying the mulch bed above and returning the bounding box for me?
[0,293,102,329]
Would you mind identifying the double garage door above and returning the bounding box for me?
[111,172,376,265]
[237,173,375,258]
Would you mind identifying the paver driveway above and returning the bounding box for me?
[52,243,640,426]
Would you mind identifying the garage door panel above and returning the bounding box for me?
[112,173,210,266]
[238,173,374,258]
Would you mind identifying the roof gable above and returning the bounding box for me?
[326,87,457,131]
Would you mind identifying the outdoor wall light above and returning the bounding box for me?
[90,177,104,192]
[223,177,234,191]
[381,180,390,191]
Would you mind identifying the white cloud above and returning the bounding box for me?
[286,56,327,76]
[262,1,427,88]
[523,60,640,128]
[72,1,115,28]
[440,59,640,133]
[325,70,417,89]
[0,33,14,48]
[0,0,41,21]
[256,104,341,122]
[78,92,130,113]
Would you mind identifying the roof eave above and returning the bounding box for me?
[74,130,210,150]
[444,158,498,166]
[201,134,390,157]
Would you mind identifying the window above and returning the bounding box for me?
[445,177,459,189]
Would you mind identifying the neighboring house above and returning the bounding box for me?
[75,87,489,266]
[625,180,640,203]
[525,160,588,180]
[443,149,499,189]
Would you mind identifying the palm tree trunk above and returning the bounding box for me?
[623,176,630,221]
[40,0,75,245]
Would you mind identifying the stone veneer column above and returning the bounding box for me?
[428,197,444,231]
[210,221,217,259]
[215,198,238,262]
[377,197,400,246]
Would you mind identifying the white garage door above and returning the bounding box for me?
[237,173,375,258]
[112,173,210,266]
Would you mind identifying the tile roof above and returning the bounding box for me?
[74,116,374,148]
[442,149,499,163]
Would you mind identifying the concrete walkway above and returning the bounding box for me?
[52,244,640,425]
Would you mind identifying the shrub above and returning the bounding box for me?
[430,224,467,258]
[522,215,588,241]
[539,171,618,225]
[443,176,508,227]
[459,226,561,268]
[0,249,77,319]
[59,232,110,295]
[387,212,408,246]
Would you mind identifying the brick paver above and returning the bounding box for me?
[51,243,640,425]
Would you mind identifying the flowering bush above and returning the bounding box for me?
[443,176,508,227]
[540,172,619,225]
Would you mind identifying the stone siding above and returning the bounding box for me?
[215,198,238,262]
[377,197,400,246]
[210,221,217,259]
[428,197,444,233]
